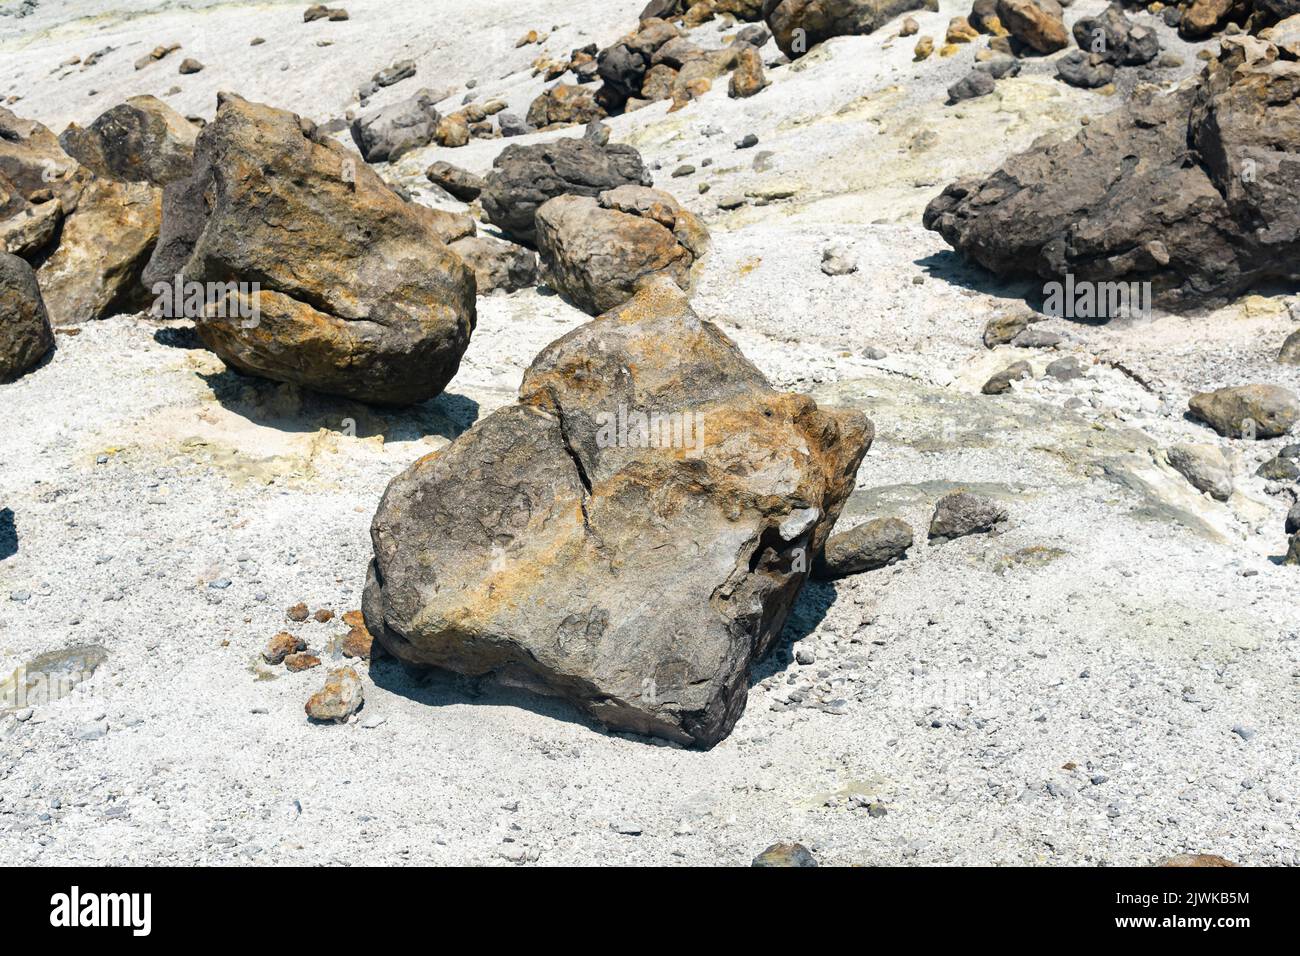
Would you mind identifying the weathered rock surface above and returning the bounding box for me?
[948,70,996,102]
[449,235,539,295]
[158,93,475,405]
[924,37,1300,312]
[0,251,54,382]
[349,88,446,163]
[982,360,1032,394]
[535,185,709,314]
[363,279,872,747]
[37,178,161,326]
[1188,384,1300,439]
[1166,443,1233,500]
[764,0,935,58]
[928,491,1008,541]
[59,95,197,187]
[813,516,913,578]
[1071,4,1159,66]
[527,83,606,128]
[1057,50,1116,88]
[0,107,84,258]
[481,133,652,246]
[752,842,818,866]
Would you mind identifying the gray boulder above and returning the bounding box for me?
[982,360,1032,394]
[1056,50,1115,89]
[426,161,486,201]
[1071,4,1159,66]
[481,134,652,246]
[1188,384,1300,440]
[58,95,197,187]
[363,279,873,747]
[0,251,54,382]
[449,235,538,295]
[764,0,936,58]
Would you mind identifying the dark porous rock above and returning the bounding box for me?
[426,160,487,201]
[156,93,475,405]
[948,69,996,102]
[736,23,772,46]
[995,0,1069,53]
[363,278,872,748]
[1071,4,1159,66]
[481,134,652,246]
[449,235,539,295]
[497,112,532,137]
[928,491,1008,542]
[1056,50,1116,88]
[535,185,709,315]
[349,87,447,163]
[1286,532,1300,566]
[596,18,682,110]
[982,360,1032,394]
[924,37,1300,312]
[1189,384,1300,440]
[764,0,935,59]
[1285,499,1300,534]
[526,83,606,129]
[0,251,54,382]
[752,842,819,866]
[59,95,197,187]
[813,516,913,579]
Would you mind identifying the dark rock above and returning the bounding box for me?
[372,59,416,88]
[982,360,1032,394]
[1056,50,1115,88]
[449,235,539,295]
[975,54,1021,78]
[948,70,996,102]
[349,87,447,163]
[59,95,197,187]
[1257,456,1300,480]
[0,251,54,382]
[764,0,934,58]
[481,134,652,246]
[1071,4,1159,66]
[752,842,818,866]
[426,160,486,201]
[1045,355,1085,381]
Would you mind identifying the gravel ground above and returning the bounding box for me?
[1,0,1298,866]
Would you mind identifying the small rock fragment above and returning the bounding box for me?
[305,666,364,722]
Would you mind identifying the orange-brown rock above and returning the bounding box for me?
[1180,0,1233,38]
[305,666,363,722]
[264,631,307,664]
[312,608,334,623]
[363,278,873,747]
[1158,854,1237,867]
[284,652,321,672]
[341,610,374,659]
[995,0,1068,53]
[526,84,606,129]
[728,44,767,97]
[286,603,310,622]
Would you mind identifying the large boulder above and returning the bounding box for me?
[481,132,652,246]
[363,279,873,747]
[59,95,197,187]
[37,178,161,325]
[152,93,475,405]
[924,37,1300,312]
[535,186,709,315]
[349,88,447,163]
[0,251,54,382]
[762,0,934,58]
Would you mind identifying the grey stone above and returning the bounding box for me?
[1189,385,1300,440]
[813,516,913,578]
[449,235,538,295]
[982,360,1032,395]
[948,70,995,103]
[928,491,1008,542]
[1166,444,1233,501]
[349,87,448,163]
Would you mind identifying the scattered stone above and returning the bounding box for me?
[264,631,307,664]
[914,35,935,59]
[1285,500,1300,534]
[982,360,1032,394]
[534,186,709,315]
[1256,456,1300,481]
[1045,356,1085,381]
[304,5,349,22]
[340,609,374,659]
[1231,724,1256,740]
[0,251,54,382]
[820,244,858,276]
[1166,444,1233,501]
[305,666,363,722]
[729,44,767,97]
[752,842,818,866]
[74,721,108,741]
[947,16,980,43]
[1012,328,1061,349]
[1189,385,1300,440]
[373,59,416,89]
[350,88,448,163]
[735,132,759,149]
[1277,329,1300,365]
[983,312,1034,347]
[434,113,470,148]
[929,491,1008,542]
[177,58,204,75]
[814,516,913,578]
[900,16,920,36]
[527,83,605,129]
[449,235,539,295]
[287,602,310,622]
[996,0,1068,53]
[481,133,652,246]
[362,279,872,747]
[610,819,643,835]
[1057,51,1115,89]
[1072,4,1159,67]
[284,652,321,672]
[1159,854,1238,867]
[948,70,996,103]
[975,55,1021,79]
[312,608,334,623]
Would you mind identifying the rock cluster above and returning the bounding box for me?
[363,279,872,747]
[924,36,1300,312]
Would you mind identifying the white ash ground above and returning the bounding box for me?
[1,0,1298,866]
